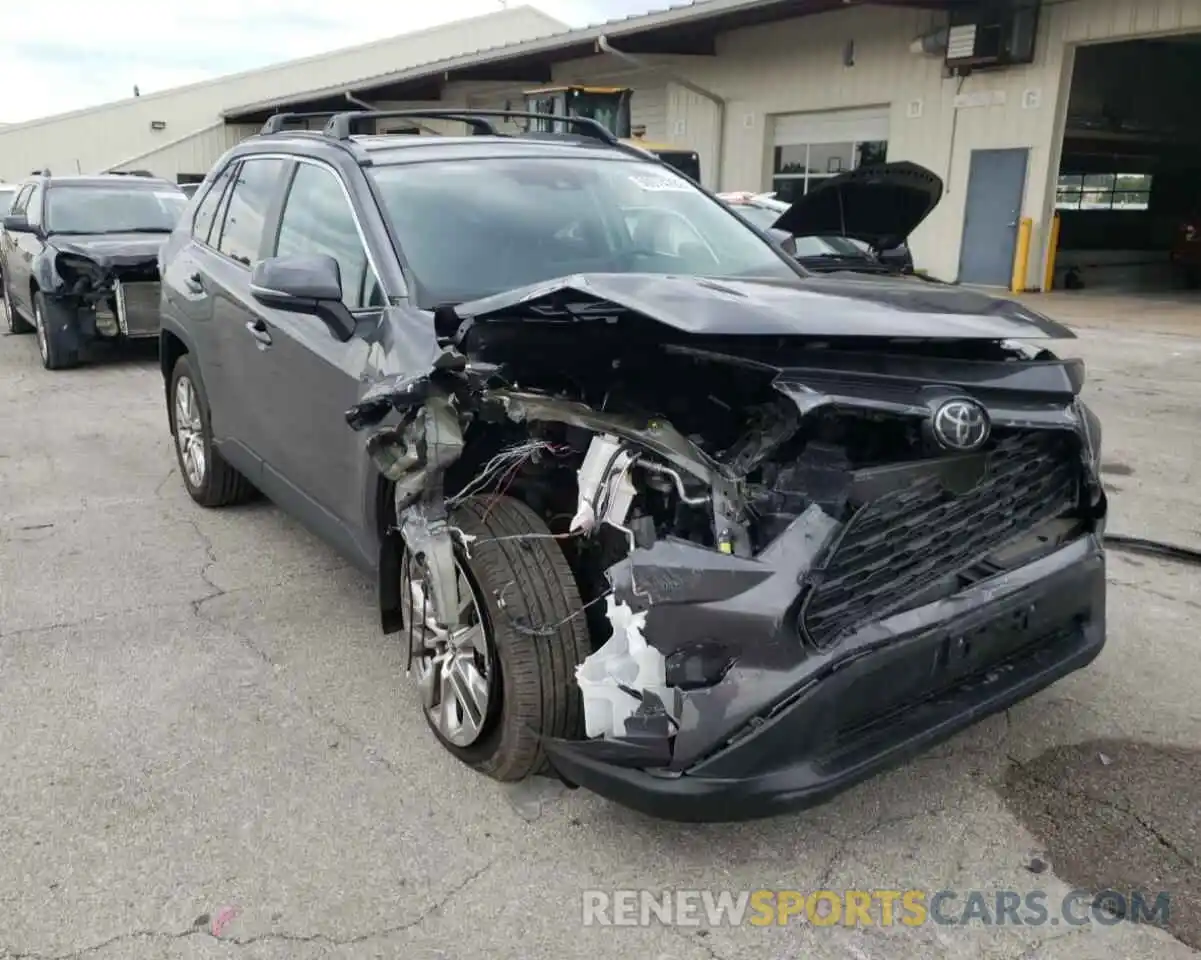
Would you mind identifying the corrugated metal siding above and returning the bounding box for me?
[1058,0,1201,43]
[110,124,258,179]
[664,0,1201,282]
[666,84,719,188]
[631,86,668,142]
[0,7,562,181]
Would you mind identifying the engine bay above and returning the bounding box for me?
[346,304,1103,762]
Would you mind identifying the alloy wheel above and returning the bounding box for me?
[34,302,47,362]
[403,556,492,747]
[174,375,207,488]
[2,282,11,332]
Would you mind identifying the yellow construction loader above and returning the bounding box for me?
[522,85,701,182]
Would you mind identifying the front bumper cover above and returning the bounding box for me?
[544,533,1105,822]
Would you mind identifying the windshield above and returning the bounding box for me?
[0,188,15,216]
[46,185,187,234]
[726,203,873,259]
[370,157,799,305]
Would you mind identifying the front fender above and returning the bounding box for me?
[31,249,64,295]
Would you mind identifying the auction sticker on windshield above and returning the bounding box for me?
[628,175,691,192]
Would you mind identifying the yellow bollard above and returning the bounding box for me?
[1011,217,1033,293]
[1043,213,1061,292]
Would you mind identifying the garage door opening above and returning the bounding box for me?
[1052,35,1201,295]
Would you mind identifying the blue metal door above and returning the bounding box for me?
[958,148,1029,286]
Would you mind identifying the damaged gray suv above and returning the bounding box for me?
[159,109,1108,822]
[3,173,187,368]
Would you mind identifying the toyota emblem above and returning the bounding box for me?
[932,398,990,451]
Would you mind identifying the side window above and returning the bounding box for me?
[192,165,235,246]
[25,185,44,228]
[214,157,287,266]
[273,162,382,310]
[9,185,33,217]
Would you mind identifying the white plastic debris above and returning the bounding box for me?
[570,435,637,534]
[576,596,669,738]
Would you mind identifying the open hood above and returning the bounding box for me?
[448,272,1074,341]
[771,161,943,253]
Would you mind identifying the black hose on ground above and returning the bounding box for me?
[1103,534,1201,566]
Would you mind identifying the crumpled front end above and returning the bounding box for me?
[49,243,163,343]
[346,278,1107,821]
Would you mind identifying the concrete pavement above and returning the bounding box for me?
[1,309,1198,960]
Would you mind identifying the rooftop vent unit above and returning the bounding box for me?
[945,0,1040,75]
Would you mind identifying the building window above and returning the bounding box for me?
[1055,173,1152,211]
[771,140,887,204]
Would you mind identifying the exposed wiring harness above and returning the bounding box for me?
[445,440,569,508]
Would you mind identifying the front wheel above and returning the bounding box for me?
[33,293,79,369]
[402,495,592,781]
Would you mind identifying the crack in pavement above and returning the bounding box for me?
[1008,924,1090,960]
[1108,576,1201,614]
[816,809,941,892]
[2,518,226,640]
[0,857,500,958]
[0,928,202,960]
[0,600,198,641]
[671,927,725,960]
[1006,754,1197,872]
[180,527,411,783]
[189,595,411,782]
[153,466,179,499]
[184,518,225,613]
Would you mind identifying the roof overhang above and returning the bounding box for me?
[223,0,965,124]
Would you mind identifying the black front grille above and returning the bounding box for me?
[799,432,1080,649]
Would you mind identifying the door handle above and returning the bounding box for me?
[185,272,205,294]
[246,318,272,345]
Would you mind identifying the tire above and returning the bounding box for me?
[33,292,79,369]
[408,495,592,781]
[169,354,256,507]
[3,276,32,334]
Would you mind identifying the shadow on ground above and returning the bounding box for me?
[1001,739,1201,949]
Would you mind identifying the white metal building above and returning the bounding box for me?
[0,6,567,184]
[4,0,1200,292]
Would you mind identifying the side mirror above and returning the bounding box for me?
[767,227,797,257]
[3,214,32,234]
[249,253,356,342]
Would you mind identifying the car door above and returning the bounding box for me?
[161,161,236,379]
[195,156,291,471]
[3,184,35,314]
[249,158,385,555]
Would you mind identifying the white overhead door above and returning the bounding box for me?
[770,106,890,203]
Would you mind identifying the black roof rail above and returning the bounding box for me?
[322,109,620,146]
[259,111,344,135]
